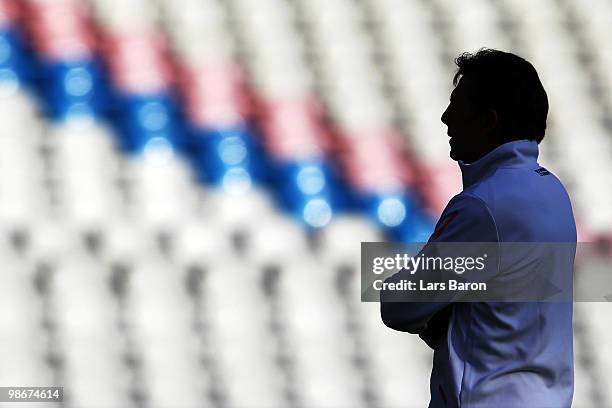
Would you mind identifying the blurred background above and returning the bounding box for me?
[1,0,611,406]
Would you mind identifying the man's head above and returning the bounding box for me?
[441,48,549,163]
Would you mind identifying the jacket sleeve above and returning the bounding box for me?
[380,193,499,334]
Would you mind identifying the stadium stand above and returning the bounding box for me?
[0,0,610,406]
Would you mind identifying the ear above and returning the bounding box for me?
[482,109,499,132]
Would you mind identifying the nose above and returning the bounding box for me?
[441,105,449,125]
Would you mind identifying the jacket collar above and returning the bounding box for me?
[458,139,539,189]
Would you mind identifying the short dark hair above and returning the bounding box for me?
[453,48,549,143]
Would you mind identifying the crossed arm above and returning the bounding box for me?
[379,194,499,345]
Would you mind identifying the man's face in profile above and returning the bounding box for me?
[441,76,494,163]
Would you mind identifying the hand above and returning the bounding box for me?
[418,305,453,349]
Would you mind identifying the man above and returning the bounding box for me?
[380,49,577,407]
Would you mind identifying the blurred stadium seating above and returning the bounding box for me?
[0,0,611,406]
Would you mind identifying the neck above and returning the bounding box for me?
[462,134,503,164]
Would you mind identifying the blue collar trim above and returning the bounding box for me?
[458,139,539,188]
